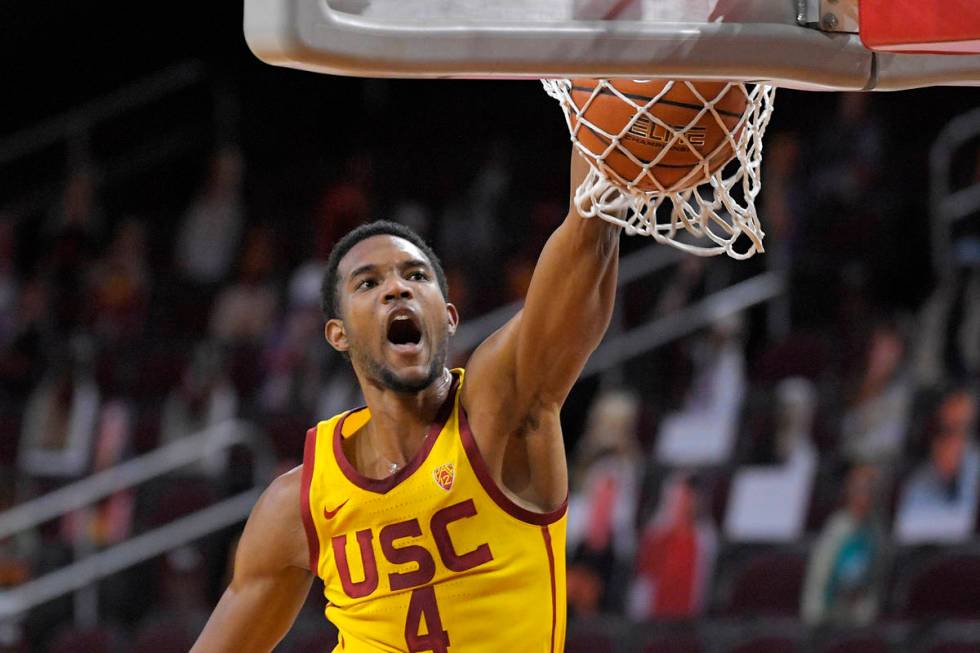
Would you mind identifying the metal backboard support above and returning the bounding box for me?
[244,0,980,90]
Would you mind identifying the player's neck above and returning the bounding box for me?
[358,368,454,470]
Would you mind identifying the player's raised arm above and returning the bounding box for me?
[510,150,621,405]
[462,149,621,508]
[191,468,313,653]
[468,149,620,407]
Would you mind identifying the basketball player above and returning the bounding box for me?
[192,150,620,652]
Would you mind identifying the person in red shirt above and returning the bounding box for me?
[629,473,718,619]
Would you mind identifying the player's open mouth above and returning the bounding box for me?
[386,311,423,351]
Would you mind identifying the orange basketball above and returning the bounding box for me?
[570,79,747,192]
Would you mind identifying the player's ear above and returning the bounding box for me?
[446,303,459,336]
[325,318,349,352]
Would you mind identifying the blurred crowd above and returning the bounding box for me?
[0,82,978,653]
[560,94,980,652]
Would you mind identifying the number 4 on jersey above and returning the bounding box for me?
[405,586,450,653]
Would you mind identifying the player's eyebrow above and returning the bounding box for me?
[400,259,431,271]
[348,263,378,282]
[348,259,430,285]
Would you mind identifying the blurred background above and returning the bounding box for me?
[0,2,979,652]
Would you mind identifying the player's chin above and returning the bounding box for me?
[380,361,438,394]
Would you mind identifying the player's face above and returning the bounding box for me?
[327,235,457,394]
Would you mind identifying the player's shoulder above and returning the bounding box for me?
[238,465,309,572]
[247,466,304,542]
[260,465,303,518]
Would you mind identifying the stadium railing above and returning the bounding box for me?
[0,420,274,622]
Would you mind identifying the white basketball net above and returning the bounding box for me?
[542,79,776,259]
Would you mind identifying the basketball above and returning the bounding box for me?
[569,79,748,192]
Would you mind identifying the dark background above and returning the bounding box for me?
[2,0,976,300]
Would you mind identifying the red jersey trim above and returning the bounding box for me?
[458,405,568,526]
[332,372,460,494]
[541,526,558,653]
[300,426,320,573]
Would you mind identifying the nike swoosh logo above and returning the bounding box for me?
[323,499,350,520]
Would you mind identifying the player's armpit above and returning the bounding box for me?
[191,467,313,653]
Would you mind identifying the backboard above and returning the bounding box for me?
[860,0,980,54]
[244,0,980,90]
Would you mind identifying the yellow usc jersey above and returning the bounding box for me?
[301,368,567,653]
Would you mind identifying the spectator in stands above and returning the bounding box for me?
[725,377,818,542]
[258,270,328,417]
[438,142,511,272]
[656,313,746,466]
[312,151,374,257]
[840,320,912,464]
[160,341,238,477]
[174,146,245,287]
[909,140,980,381]
[801,464,887,627]
[89,219,151,344]
[438,143,514,311]
[209,225,279,347]
[566,389,644,617]
[894,386,979,544]
[60,401,135,548]
[18,334,100,479]
[44,165,105,241]
[912,269,980,387]
[39,168,102,334]
[389,199,432,242]
[627,472,717,620]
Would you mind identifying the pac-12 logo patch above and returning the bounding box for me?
[433,463,455,491]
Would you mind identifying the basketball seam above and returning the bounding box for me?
[581,122,734,169]
[570,85,744,119]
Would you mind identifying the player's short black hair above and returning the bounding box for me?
[321,220,448,320]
